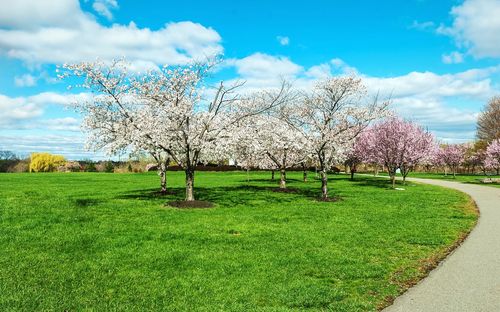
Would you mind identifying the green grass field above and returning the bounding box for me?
[375,171,500,188]
[0,171,477,311]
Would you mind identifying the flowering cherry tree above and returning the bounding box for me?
[485,139,500,175]
[286,76,389,199]
[358,117,435,188]
[344,137,366,180]
[436,144,465,178]
[60,59,174,193]
[469,150,487,175]
[236,114,310,189]
[62,59,291,201]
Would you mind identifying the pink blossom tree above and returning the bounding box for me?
[464,149,486,174]
[436,144,465,178]
[485,139,500,175]
[468,150,487,175]
[420,145,439,173]
[358,117,435,188]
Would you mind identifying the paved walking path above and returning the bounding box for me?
[383,178,500,312]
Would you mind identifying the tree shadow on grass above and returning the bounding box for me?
[73,198,102,207]
[247,178,305,183]
[349,176,394,189]
[115,188,183,200]
[116,184,314,207]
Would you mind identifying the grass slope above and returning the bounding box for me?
[0,171,477,311]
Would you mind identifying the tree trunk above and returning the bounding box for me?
[271,170,275,181]
[303,169,307,182]
[391,174,396,188]
[401,167,408,185]
[320,170,328,199]
[350,168,354,181]
[185,168,195,201]
[279,169,286,189]
[159,168,167,194]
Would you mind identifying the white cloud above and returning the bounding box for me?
[40,117,81,132]
[410,20,435,31]
[14,74,37,87]
[362,67,499,142]
[442,51,464,64]
[14,71,60,87]
[0,94,44,126]
[0,0,223,67]
[92,0,118,20]
[29,92,92,107]
[363,67,499,100]
[277,36,290,46]
[0,0,83,30]
[232,53,303,79]
[388,97,478,135]
[228,53,499,142]
[0,134,94,160]
[222,53,305,95]
[438,0,500,58]
[305,64,332,79]
[303,58,357,80]
[0,92,90,129]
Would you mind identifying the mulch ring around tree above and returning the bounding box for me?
[271,188,300,193]
[166,200,214,209]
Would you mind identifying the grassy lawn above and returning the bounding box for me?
[375,171,500,188]
[0,171,477,311]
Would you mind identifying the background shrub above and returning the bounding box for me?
[29,153,66,172]
[104,161,114,173]
[84,162,97,172]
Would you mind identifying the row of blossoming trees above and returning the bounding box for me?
[61,59,500,202]
[437,140,500,177]
[348,127,500,187]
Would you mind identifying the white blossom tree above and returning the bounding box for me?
[285,76,389,200]
[235,113,310,189]
[62,59,291,201]
[60,59,174,193]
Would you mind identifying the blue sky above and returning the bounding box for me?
[1,0,500,159]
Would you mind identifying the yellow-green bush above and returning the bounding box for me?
[29,153,66,172]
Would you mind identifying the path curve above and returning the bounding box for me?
[383,178,500,312]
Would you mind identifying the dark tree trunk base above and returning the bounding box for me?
[166,200,213,208]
